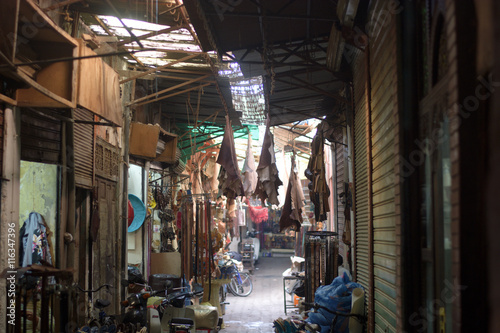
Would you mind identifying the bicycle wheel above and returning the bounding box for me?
[228,272,253,297]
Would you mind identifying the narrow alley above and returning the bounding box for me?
[1,1,500,333]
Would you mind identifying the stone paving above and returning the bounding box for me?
[221,256,296,333]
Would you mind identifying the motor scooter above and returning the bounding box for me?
[149,286,220,333]
[120,270,176,332]
[242,230,260,264]
[121,289,152,329]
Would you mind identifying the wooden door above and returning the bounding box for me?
[91,177,120,315]
[418,4,453,332]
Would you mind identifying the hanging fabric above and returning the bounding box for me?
[254,115,283,205]
[245,197,269,224]
[237,200,246,227]
[242,133,258,197]
[279,154,306,232]
[19,212,53,267]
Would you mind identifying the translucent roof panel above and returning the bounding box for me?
[219,62,266,125]
[88,15,203,68]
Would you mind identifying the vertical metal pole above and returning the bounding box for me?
[121,105,130,312]
[67,109,76,270]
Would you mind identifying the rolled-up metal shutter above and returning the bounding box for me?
[74,108,94,188]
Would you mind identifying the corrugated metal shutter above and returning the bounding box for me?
[335,131,346,258]
[74,108,94,188]
[20,108,62,164]
[369,1,398,331]
[353,51,370,298]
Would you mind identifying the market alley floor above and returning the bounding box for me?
[221,256,294,333]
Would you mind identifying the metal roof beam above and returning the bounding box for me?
[43,0,85,11]
[275,0,299,15]
[202,12,337,22]
[127,74,210,106]
[116,24,189,46]
[269,103,325,123]
[274,77,346,104]
[134,83,211,107]
[120,54,199,84]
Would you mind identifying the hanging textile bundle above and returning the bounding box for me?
[245,198,268,224]
[254,115,283,205]
[20,212,53,267]
[280,154,306,232]
[242,133,258,197]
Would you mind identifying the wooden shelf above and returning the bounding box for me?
[1,0,78,108]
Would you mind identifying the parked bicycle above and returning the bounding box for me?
[75,283,117,333]
[221,259,253,297]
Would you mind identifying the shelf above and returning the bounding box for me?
[1,0,79,108]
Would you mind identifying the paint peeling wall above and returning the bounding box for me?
[19,161,58,262]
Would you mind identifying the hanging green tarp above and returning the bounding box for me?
[174,122,259,162]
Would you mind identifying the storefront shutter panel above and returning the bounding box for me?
[74,108,94,188]
[369,1,398,331]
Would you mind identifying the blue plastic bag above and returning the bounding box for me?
[306,272,363,333]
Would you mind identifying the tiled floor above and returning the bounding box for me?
[221,256,296,333]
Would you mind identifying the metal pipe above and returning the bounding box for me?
[104,0,144,48]
[203,12,338,22]
[334,142,338,235]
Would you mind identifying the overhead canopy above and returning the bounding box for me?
[71,0,241,128]
[184,0,355,126]
[61,0,362,144]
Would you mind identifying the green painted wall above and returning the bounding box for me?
[19,161,58,263]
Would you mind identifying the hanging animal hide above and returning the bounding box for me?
[242,133,258,197]
[306,125,330,221]
[279,155,305,232]
[255,116,282,205]
[217,116,244,199]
